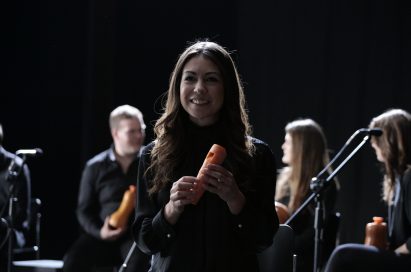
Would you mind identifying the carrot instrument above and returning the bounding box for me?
[191,144,227,205]
[364,216,388,250]
[275,201,291,224]
[109,185,136,229]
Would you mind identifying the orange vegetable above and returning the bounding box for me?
[109,185,136,229]
[191,144,227,205]
[364,216,388,250]
[275,201,290,224]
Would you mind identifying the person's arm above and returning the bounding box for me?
[6,157,31,231]
[396,169,411,254]
[21,164,31,230]
[12,162,31,231]
[226,140,279,253]
[76,162,102,239]
[132,144,178,255]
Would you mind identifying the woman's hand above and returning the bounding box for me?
[201,164,245,214]
[395,243,410,254]
[164,176,196,225]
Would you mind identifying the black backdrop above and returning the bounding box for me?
[3,0,410,260]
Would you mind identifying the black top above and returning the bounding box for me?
[76,146,143,239]
[0,146,31,246]
[277,178,338,271]
[133,122,278,272]
[389,168,411,251]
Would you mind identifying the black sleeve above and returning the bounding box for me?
[132,144,176,255]
[403,170,411,251]
[229,141,279,253]
[76,162,102,239]
[12,163,31,231]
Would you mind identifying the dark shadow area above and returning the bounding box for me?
[3,0,410,260]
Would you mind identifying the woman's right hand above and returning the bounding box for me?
[164,176,196,225]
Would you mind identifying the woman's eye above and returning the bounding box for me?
[206,77,219,82]
[183,75,196,82]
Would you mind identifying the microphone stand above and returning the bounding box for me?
[118,241,137,272]
[285,134,373,272]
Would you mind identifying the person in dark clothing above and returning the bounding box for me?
[63,105,151,272]
[275,118,339,272]
[324,109,411,272]
[0,123,31,271]
[132,40,279,272]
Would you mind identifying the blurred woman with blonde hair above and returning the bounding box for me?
[276,118,339,272]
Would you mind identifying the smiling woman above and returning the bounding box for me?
[180,55,225,127]
[132,40,279,272]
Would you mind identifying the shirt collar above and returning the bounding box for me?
[108,144,116,162]
[108,144,144,162]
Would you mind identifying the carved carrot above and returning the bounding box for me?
[109,185,136,229]
[191,144,227,205]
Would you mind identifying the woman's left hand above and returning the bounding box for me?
[201,164,245,214]
[395,243,410,254]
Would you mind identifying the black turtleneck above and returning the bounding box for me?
[133,123,279,272]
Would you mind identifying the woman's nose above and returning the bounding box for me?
[194,80,206,94]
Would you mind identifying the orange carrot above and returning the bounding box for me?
[109,185,136,229]
[191,144,227,205]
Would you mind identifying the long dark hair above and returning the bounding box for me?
[369,109,411,204]
[147,41,254,195]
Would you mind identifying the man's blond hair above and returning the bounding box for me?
[109,105,146,131]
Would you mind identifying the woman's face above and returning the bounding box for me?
[281,133,293,165]
[371,136,385,162]
[180,55,224,126]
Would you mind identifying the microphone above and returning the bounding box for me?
[16,148,44,157]
[6,148,43,181]
[316,127,383,178]
[357,128,383,137]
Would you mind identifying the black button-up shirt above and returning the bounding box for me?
[76,146,143,238]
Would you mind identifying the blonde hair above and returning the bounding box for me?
[276,119,330,212]
[109,105,146,131]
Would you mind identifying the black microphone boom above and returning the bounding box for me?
[358,128,383,137]
[316,127,382,178]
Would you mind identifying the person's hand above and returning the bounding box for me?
[395,243,410,254]
[201,164,245,214]
[164,176,196,225]
[100,216,126,241]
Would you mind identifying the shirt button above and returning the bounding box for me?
[166,233,171,238]
[238,224,243,229]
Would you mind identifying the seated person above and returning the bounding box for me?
[324,109,411,272]
[0,123,31,270]
[63,105,151,272]
[275,118,339,272]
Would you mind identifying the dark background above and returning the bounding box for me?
[3,0,410,260]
